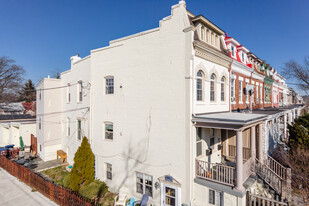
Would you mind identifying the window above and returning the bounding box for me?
[105,76,114,94]
[210,73,216,102]
[231,78,235,101]
[78,81,82,102]
[201,26,205,41]
[136,172,153,197]
[257,86,259,103]
[221,77,225,102]
[39,118,41,130]
[246,84,249,103]
[231,45,235,57]
[209,189,223,206]
[77,119,82,140]
[196,127,202,157]
[242,52,245,62]
[67,83,71,103]
[206,30,210,43]
[196,71,204,101]
[40,144,42,152]
[67,117,70,137]
[239,80,243,103]
[210,129,215,149]
[260,85,263,102]
[211,32,214,46]
[165,186,176,206]
[39,90,41,100]
[106,163,112,180]
[105,123,113,140]
[215,35,219,48]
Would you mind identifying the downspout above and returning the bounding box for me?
[190,53,195,206]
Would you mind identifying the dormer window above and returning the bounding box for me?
[231,45,235,57]
[242,52,245,62]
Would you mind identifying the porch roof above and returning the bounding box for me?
[192,112,267,130]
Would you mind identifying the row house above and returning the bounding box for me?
[36,1,304,206]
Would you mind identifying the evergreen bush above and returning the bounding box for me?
[69,136,95,191]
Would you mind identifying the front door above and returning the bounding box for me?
[161,184,180,206]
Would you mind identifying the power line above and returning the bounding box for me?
[36,107,90,117]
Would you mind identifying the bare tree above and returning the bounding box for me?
[282,56,309,94]
[0,56,25,102]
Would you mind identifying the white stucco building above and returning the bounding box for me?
[0,115,35,147]
[36,1,305,205]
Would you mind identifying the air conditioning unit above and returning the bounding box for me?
[218,144,223,150]
[206,149,212,156]
[231,97,235,102]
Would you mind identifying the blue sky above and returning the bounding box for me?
[1,0,308,91]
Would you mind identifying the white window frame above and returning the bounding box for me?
[231,78,236,103]
[196,70,204,101]
[209,189,224,206]
[106,163,112,180]
[221,77,225,102]
[67,117,70,137]
[77,119,82,141]
[260,85,263,103]
[105,76,114,94]
[136,172,153,198]
[256,86,259,103]
[77,81,82,102]
[105,122,113,140]
[67,83,71,103]
[39,118,41,130]
[239,80,243,103]
[196,127,203,157]
[210,73,216,102]
[231,45,236,58]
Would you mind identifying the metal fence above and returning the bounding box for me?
[0,156,97,206]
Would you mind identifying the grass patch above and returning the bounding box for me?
[42,166,70,186]
[42,166,115,205]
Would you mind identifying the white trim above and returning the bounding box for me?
[239,76,244,81]
[256,82,259,86]
[245,78,249,83]
[160,183,181,206]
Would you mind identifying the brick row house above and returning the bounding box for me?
[36,1,304,206]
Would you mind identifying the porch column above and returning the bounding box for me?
[258,124,264,162]
[236,130,244,191]
[284,113,287,139]
[251,126,256,159]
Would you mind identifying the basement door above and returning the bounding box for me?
[161,183,181,206]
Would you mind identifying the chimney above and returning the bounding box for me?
[70,53,81,67]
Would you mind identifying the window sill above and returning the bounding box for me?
[104,139,114,142]
[231,102,236,105]
[196,101,206,105]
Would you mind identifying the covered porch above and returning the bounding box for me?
[192,112,267,191]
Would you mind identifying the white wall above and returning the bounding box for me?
[36,78,62,161]
[193,56,230,114]
[61,56,91,165]
[90,2,193,205]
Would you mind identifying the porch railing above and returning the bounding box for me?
[242,157,254,183]
[246,192,287,206]
[196,159,235,186]
[265,154,287,180]
[228,145,251,160]
[255,158,282,195]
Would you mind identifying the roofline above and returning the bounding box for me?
[192,15,225,35]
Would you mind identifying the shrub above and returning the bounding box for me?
[79,180,108,200]
[69,137,95,191]
[63,173,70,187]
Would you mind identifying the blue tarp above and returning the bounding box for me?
[5,144,14,148]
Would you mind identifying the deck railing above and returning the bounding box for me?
[242,157,254,184]
[196,159,235,186]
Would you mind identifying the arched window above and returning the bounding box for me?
[221,77,225,102]
[210,73,216,102]
[196,70,204,101]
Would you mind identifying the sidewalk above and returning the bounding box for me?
[0,168,57,206]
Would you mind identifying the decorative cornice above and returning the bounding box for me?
[194,41,232,68]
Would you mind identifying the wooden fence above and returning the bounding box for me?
[0,156,97,206]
